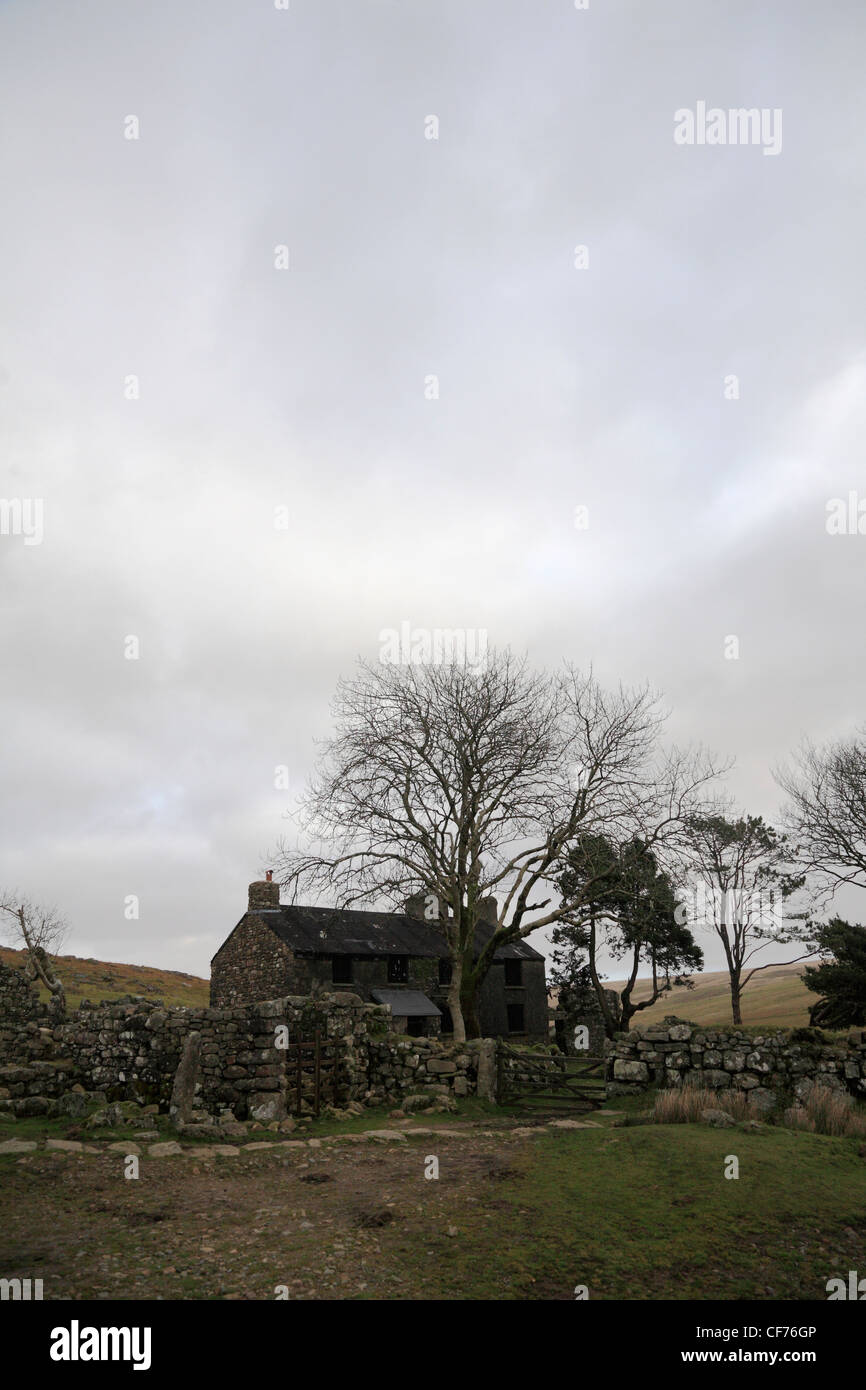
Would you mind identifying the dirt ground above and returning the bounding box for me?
[0,1120,557,1301]
[7,1102,860,1302]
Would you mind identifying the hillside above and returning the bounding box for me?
[0,949,818,1029]
[607,961,816,1029]
[0,947,210,1010]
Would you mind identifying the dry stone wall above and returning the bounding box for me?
[0,961,48,1043]
[365,1035,498,1102]
[607,1018,866,1110]
[0,961,494,1119]
[0,971,380,1119]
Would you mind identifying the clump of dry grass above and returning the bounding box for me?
[652,1079,866,1136]
[653,1086,751,1124]
[784,1085,866,1138]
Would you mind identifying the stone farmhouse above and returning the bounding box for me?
[210,876,549,1042]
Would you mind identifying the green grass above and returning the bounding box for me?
[3,1097,864,1299]
[0,1113,84,1144]
[0,1111,168,1147]
[0,1096,520,1150]
[403,1123,866,1300]
[270,1095,532,1139]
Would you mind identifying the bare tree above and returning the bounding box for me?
[272,650,725,1041]
[775,728,866,904]
[0,891,69,1016]
[679,811,814,1025]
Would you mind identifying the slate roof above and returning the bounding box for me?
[247,904,544,961]
[370,989,442,1017]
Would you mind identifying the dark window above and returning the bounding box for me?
[438,958,452,986]
[439,1006,453,1034]
[504,959,523,987]
[388,955,408,983]
[331,955,352,984]
[407,1017,424,1037]
[507,1003,525,1034]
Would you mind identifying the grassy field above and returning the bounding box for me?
[0,947,210,1010]
[1,1094,864,1300]
[608,962,818,1029]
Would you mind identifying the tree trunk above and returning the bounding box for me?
[617,941,644,1034]
[47,984,66,1020]
[453,946,485,1041]
[587,914,618,1039]
[447,959,466,1043]
[461,990,481,1040]
[730,976,742,1026]
[24,942,66,1018]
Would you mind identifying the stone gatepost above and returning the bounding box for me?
[559,987,620,1056]
[476,1038,497,1101]
[169,1031,201,1129]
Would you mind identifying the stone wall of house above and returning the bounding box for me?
[476,958,549,1042]
[210,915,449,1013]
[607,1019,866,1109]
[209,915,296,1009]
[323,955,444,1037]
[210,917,549,1043]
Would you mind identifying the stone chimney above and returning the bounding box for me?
[248,870,280,912]
[478,896,498,925]
[405,892,446,921]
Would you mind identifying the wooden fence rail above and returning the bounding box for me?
[496,1043,606,1109]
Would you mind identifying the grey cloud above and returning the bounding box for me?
[1,0,865,979]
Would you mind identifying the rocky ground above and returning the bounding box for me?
[0,1110,609,1300]
[3,1097,864,1302]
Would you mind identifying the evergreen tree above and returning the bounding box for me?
[553,834,703,1036]
[803,919,866,1028]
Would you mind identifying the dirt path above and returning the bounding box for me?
[0,1115,607,1300]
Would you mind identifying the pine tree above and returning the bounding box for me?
[803,919,866,1028]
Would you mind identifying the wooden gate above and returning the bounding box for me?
[285,1031,345,1117]
[496,1044,606,1110]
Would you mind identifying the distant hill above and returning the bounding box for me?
[0,947,819,1029]
[607,961,816,1029]
[0,947,210,1010]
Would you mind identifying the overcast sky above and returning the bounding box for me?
[1,0,864,986]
